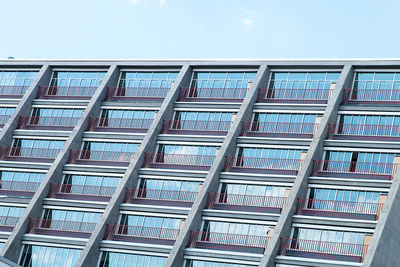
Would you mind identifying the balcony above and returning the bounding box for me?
[143,153,215,171]
[258,88,332,104]
[207,192,286,214]
[343,88,400,105]
[17,116,79,131]
[279,238,368,263]
[328,123,400,141]
[188,230,270,254]
[0,180,41,197]
[162,120,231,136]
[105,87,169,101]
[0,216,20,232]
[27,218,96,238]
[0,85,29,98]
[0,115,11,127]
[68,149,136,167]
[296,198,384,221]
[312,160,397,180]
[87,117,152,133]
[124,187,197,207]
[178,87,248,102]
[241,121,317,138]
[225,156,302,175]
[47,183,115,202]
[0,146,61,163]
[37,86,97,100]
[104,224,180,245]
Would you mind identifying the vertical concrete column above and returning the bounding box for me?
[0,64,119,263]
[362,157,400,265]
[75,64,192,267]
[0,64,51,146]
[258,65,354,267]
[165,64,270,267]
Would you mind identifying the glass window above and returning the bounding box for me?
[42,209,101,232]
[98,252,167,267]
[62,174,119,196]
[20,244,81,267]
[99,109,156,128]
[191,72,256,89]
[50,71,106,88]
[11,139,64,158]
[353,72,400,101]
[0,107,15,125]
[185,260,253,267]
[222,183,287,197]
[0,71,38,96]
[0,171,45,192]
[0,206,25,218]
[338,114,400,137]
[119,71,178,88]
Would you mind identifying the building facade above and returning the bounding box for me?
[0,59,398,267]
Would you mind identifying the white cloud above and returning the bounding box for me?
[160,0,166,6]
[130,0,142,5]
[242,18,254,26]
[129,0,166,6]
[238,9,258,27]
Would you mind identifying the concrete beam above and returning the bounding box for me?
[258,65,354,267]
[0,64,119,263]
[75,64,192,267]
[165,64,270,267]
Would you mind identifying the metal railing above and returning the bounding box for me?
[207,192,286,213]
[241,121,317,138]
[225,156,302,175]
[0,146,61,162]
[87,117,153,132]
[312,160,397,180]
[188,230,270,254]
[178,87,248,102]
[0,85,29,98]
[68,149,136,166]
[328,123,400,140]
[48,183,115,202]
[162,120,232,135]
[105,87,170,101]
[0,180,41,196]
[37,86,98,99]
[0,216,20,231]
[104,224,180,245]
[279,238,368,263]
[27,218,96,238]
[143,153,216,170]
[296,198,384,221]
[17,116,79,130]
[124,187,197,207]
[343,88,400,104]
[258,88,332,104]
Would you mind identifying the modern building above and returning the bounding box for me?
[0,59,398,267]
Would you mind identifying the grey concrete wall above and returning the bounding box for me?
[165,64,269,267]
[258,65,354,267]
[75,64,192,267]
[0,64,119,263]
[0,64,51,146]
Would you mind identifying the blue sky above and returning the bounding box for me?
[1,0,399,59]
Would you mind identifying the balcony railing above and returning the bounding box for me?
[188,230,270,254]
[143,153,216,171]
[258,88,332,104]
[105,87,169,101]
[27,218,96,238]
[37,86,97,100]
[296,198,384,221]
[0,180,41,197]
[0,115,11,127]
[87,117,152,133]
[124,187,197,207]
[0,146,61,163]
[178,87,248,102]
[241,121,317,138]
[17,116,79,130]
[207,192,286,214]
[312,160,397,180]
[0,216,20,232]
[104,224,180,245]
[48,183,115,202]
[343,88,400,104]
[279,238,368,263]
[225,156,302,175]
[328,123,400,141]
[68,149,136,167]
[0,85,29,98]
[162,120,231,135]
